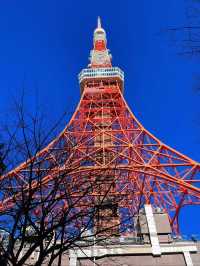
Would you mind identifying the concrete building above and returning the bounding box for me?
[70,205,200,266]
[18,205,200,266]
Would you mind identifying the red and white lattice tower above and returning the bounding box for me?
[2,18,200,235]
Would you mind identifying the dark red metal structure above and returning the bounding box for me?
[1,18,200,235]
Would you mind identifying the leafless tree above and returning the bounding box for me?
[162,1,200,57]
[158,0,200,95]
[0,96,130,266]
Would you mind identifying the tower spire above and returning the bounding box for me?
[89,17,112,68]
[97,16,102,28]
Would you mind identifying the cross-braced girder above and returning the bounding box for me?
[1,82,200,234]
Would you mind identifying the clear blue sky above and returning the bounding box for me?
[0,0,199,235]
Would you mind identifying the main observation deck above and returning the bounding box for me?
[78,67,124,94]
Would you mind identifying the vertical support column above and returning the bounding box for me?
[69,250,77,266]
[183,251,194,266]
[144,204,161,256]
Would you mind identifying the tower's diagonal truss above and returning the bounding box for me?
[1,18,200,234]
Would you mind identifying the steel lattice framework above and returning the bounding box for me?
[1,18,200,235]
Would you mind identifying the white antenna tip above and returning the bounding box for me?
[97,16,102,28]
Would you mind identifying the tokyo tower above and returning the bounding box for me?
[1,17,200,236]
